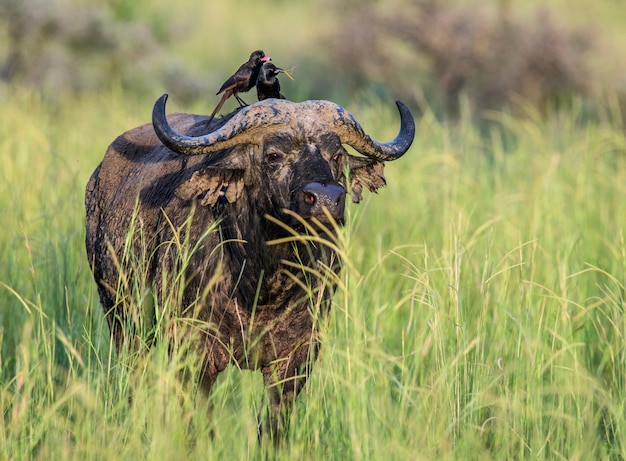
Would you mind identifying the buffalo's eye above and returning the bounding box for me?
[265,149,285,165]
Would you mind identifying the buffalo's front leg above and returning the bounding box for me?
[259,340,318,439]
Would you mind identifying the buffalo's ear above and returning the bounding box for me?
[341,156,386,203]
[175,168,244,206]
[207,149,249,171]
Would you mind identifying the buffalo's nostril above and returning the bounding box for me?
[298,182,346,222]
[303,192,316,206]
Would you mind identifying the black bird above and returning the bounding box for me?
[256,62,294,101]
[207,50,271,124]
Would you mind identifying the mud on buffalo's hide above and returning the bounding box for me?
[85,95,415,437]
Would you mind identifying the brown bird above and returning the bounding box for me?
[207,50,271,125]
[256,62,294,101]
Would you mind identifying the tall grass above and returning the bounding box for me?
[1,85,625,459]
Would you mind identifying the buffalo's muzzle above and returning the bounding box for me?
[297,182,346,223]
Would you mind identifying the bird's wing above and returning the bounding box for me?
[215,64,253,95]
[216,76,235,95]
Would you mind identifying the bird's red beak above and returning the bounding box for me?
[262,55,271,62]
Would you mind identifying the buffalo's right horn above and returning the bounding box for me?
[152,94,268,156]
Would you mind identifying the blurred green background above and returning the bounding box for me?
[2,0,625,116]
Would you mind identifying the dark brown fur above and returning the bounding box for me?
[85,106,394,437]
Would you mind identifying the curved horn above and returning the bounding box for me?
[333,101,415,161]
[152,94,285,156]
[152,94,415,161]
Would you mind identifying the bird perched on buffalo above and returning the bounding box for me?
[207,50,271,125]
[256,62,294,101]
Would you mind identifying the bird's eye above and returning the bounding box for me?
[332,152,343,163]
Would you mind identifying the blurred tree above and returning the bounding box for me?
[320,0,598,118]
[0,0,194,97]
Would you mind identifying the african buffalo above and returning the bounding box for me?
[85,94,414,436]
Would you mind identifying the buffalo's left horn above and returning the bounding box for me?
[330,101,415,161]
[152,94,415,160]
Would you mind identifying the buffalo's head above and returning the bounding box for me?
[152,95,415,228]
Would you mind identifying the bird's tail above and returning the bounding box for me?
[206,92,230,128]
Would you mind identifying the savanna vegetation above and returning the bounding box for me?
[1,0,626,459]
